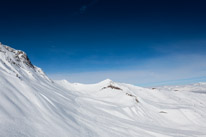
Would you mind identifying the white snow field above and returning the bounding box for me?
[0,43,206,137]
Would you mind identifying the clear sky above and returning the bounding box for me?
[0,0,206,86]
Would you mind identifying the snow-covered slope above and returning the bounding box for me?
[0,43,206,137]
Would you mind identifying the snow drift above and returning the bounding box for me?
[0,43,206,137]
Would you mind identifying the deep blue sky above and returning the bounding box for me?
[0,0,206,86]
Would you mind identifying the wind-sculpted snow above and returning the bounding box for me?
[0,43,206,137]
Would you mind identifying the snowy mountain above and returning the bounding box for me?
[0,43,206,137]
[0,43,51,82]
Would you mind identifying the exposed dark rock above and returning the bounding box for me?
[16,74,21,79]
[126,93,135,97]
[159,111,167,113]
[102,84,122,90]
[135,98,139,103]
[16,50,35,69]
[126,93,139,103]
[4,47,35,69]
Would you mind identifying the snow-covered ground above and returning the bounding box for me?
[0,43,206,137]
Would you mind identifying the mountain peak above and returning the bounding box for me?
[0,43,34,69]
[0,43,51,82]
[99,79,113,84]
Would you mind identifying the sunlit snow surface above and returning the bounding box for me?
[0,43,206,137]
